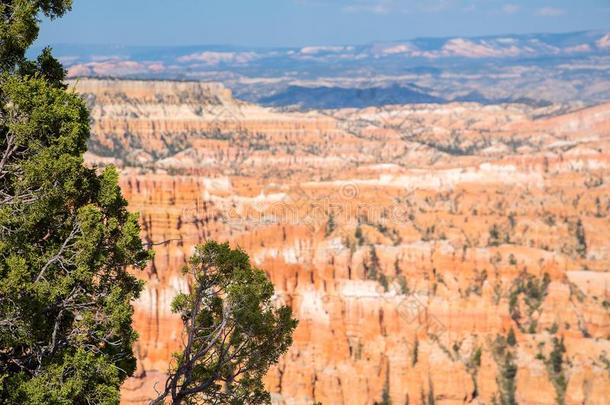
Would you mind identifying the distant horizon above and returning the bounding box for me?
[34,28,610,51]
[36,0,610,48]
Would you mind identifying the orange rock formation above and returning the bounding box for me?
[73,79,610,405]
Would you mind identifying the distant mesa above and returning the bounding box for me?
[42,29,610,108]
[259,84,445,109]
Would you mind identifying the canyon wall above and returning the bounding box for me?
[74,79,610,404]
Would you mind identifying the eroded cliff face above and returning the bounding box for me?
[73,79,610,405]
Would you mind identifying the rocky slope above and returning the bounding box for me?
[74,79,610,404]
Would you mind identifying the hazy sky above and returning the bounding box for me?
[37,0,610,47]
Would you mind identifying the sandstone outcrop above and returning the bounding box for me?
[73,79,610,404]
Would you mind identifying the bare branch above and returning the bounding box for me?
[35,222,80,283]
[0,132,18,179]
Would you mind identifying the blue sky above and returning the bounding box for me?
[37,0,610,47]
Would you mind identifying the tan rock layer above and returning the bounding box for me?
[73,80,610,405]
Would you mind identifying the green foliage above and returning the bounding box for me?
[0,0,72,74]
[464,346,482,400]
[507,328,517,347]
[363,244,392,291]
[355,225,364,245]
[598,354,610,378]
[156,241,297,404]
[411,337,419,367]
[0,73,150,403]
[365,244,380,280]
[374,379,391,405]
[427,378,436,405]
[0,4,151,402]
[488,223,510,246]
[397,274,410,295]
[541,337,568,405]
[469,347,482,369]
[464,269,487,297]
[6,350,121,405]
[378,273,389,292]
[324,212,336,237]
[508,272,551,333]
[491,334,518,405]
[574,219,587,258]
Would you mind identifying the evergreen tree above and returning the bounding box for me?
[507,328,517,347]
[153,241,297,404]
[324,212,336,237]
[0,0,72,76]
[574,218,587,258]
[0,1,151,403]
